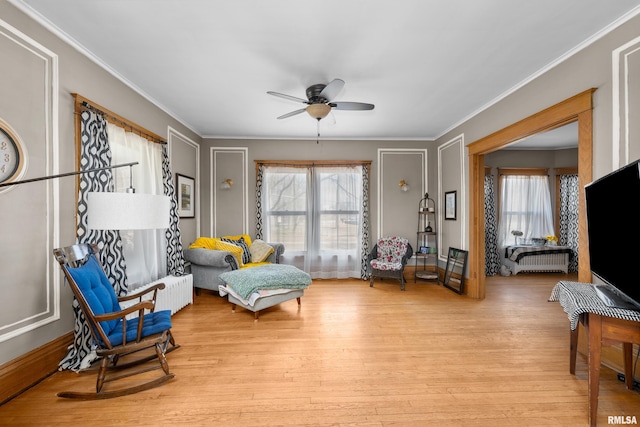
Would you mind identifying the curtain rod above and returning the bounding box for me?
[255,160,371,168]
[73,94,166,145]
[0,162,138,188]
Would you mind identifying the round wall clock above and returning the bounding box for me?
[0,119,27,185]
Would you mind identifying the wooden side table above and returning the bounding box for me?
[550,281,640,426]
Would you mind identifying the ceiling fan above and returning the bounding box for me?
[267,78,375,122]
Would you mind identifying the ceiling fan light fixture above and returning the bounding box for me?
[306,103,331,120]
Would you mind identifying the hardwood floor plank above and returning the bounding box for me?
[0,272,638,426]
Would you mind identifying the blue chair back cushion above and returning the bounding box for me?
[67,255,121,336]
[67,255,172,346]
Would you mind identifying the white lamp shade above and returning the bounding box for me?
[87,192,170,230]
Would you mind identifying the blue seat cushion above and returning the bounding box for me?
[67,254,172,346]
[106,310,172,347]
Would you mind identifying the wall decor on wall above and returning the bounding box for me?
[0,118,28,187]
[445,190,457,220]
[176,173,195,218]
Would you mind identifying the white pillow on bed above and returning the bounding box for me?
[249,239,275,263]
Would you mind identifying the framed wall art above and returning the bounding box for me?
[445,190,457,220]
[176,173,195,218]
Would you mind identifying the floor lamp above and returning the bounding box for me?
[1,162,170,230]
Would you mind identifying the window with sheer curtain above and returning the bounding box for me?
[108,124,166,286]
[260,164,365,279]
[498,172,555,248]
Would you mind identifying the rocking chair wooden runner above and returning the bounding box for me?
[53,243,178,399]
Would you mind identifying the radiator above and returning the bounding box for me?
[123,274,193,317]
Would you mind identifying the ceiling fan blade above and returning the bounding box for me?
[267,91,308,104]
[277,108,306,119]
[330,102,375,111]
[319,78,345,102]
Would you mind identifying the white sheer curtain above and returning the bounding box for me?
[262,165,363,279]
[108,124,166,286]
[498,175,555,248]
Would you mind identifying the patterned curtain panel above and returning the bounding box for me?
[484,174,501,276]
[559,174,579,272]
[162,145,186,276]
[255,164,265,239]
[360,164,370,279]
[59,110,129,371]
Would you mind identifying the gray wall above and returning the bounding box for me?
[485,148,579,169]
[198,139,437,248]
[485,147,579,224]
[0,3,200,365]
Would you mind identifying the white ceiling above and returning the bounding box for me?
[13,0,640,141]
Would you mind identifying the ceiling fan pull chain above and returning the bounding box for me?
[316,118,321,144]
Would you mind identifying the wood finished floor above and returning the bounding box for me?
[1,273,639,426]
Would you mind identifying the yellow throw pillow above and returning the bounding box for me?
[249,239,275,263]
[216,240,244,268]
[189,237,219,250]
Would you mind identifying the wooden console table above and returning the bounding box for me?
[550,281,640,426]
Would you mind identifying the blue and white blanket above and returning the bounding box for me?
[218,264,311,300]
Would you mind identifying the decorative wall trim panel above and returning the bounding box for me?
[612,35,640,168]
[209,147,248,236]
[377,148,428,239]
[437,134,466,260]
[0,19,59,343]
[168,126,200,237]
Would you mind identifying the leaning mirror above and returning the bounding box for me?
[443,247,468,294]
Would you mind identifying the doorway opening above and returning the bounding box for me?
[466,89,595,299]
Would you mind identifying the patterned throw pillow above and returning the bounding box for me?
[221,234,252,247]
[216,240,244,268]
[220,236,251,264]
[249,239,275,263]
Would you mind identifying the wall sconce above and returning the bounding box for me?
[398,180,409,192]
[221,178,233,190]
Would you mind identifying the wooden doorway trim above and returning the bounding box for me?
[466,89,595,299]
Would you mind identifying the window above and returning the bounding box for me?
[498,172,554,247]
[259,163,368,279]
[109,124,166,286]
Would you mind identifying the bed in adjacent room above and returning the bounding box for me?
[503,245,572,275]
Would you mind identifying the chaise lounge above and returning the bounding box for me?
[183,235,285,294]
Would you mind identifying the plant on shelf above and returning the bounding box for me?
[546,235,558,246]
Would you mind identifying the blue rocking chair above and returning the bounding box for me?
[53,243,178,399]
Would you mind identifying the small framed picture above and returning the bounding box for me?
[176,174,195,218]
[419,246,430,254]
[445,191,457,220]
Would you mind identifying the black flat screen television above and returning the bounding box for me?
[585,159,640,309]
